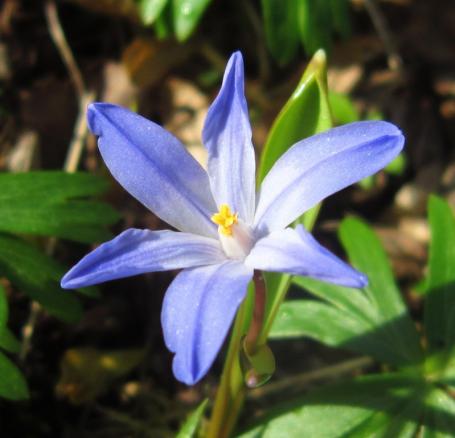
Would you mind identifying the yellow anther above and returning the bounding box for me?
[211,204,238,236]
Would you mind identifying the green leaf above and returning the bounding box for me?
[237,373,426,438]
[385,153,406,175]
[172,0,211,41]
[421,386,455,437]
[0,283,7,329]
[0,327,21,353]
[329,0,350,38]
[0,234,82,323]
[258,49,331,182]
[258,49,331,345]
[176,398,208,438]
[0,351,29,400]
[0,172,119,243]
[424,195,455,350]
[328,91,359,125]
[297,0,333,56]
[261,0,300,65]
[339,217,423,366]
[138,0,168,24]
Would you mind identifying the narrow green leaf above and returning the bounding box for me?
[297,0,333,56]
[258,49,331,345]
[176,398,208,438]
[339,217,423,366]
[0,234,82,323]
[0,171,109,202]
[0,351,29,400]
[138,0,168,24]
[330,0,350,38]
[237,373,426,438]
[0,284,7,329]
[258,49,331,182]
[0,327,21,353]
[172,0,211,41]
[424,195,455,350]
[261,0,299,65]
[0,172,119,242]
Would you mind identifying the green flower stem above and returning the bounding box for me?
[207,296,249,438]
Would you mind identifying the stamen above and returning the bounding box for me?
[211,204,238,236]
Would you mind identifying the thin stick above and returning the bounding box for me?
[20,0,94,362]
[44,0,85,98]
[363,0,403,72]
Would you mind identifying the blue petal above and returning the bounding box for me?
[88,103,217,237]
[254,121,404,234]
[245,225,367,288]
[202,52,256,223]
[61,229,225,289]
[161,261,253,384]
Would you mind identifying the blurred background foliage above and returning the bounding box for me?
[1,0,455,436]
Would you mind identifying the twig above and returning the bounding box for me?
[44,0,85,99]
[363,0,403,72]
[20,0,94,362]
[248,356,374,400]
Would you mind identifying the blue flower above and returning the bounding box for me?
[61,52,404,385]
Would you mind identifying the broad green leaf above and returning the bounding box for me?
[0,284,7,329]
[258,49,331,181]
[176,398,208,438]
[424,195,455,350]
[237,373,426,438]
[0,172,119,242]
[297,0,332,56]
[0,351,29,400]
[292,276,377,323]
[0,234,82,323]
[261,0,299,65]
[138,0,168,24]
[339,217,423,366]
[421,386,455,437]
[270,300,406,365]
[328,91,359,125]
[172,0,211,41]
[0,327,21,353]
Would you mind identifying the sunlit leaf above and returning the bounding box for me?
[0,351,29,400]
[237,373,426,438]
[172,0,211,41]
[329,91,359,125]
[258,49,331,181]
[0,234,82,323]
[138,0,168,24]
[339,217,423,366]
[424,195,455,350]
[176,398,208,438]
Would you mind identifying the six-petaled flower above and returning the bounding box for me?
[61,52,404,385]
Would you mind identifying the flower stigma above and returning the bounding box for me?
[211,204,254,260]
[211,204,238,236]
